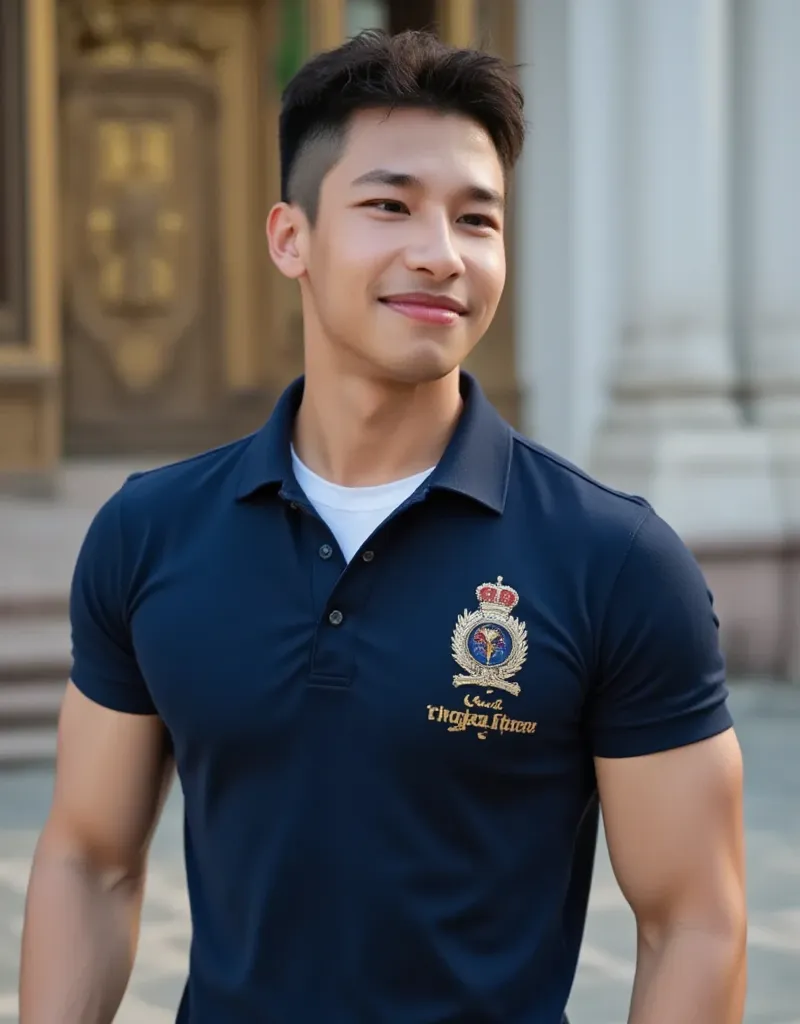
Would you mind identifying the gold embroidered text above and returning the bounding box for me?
[427,698,537,741]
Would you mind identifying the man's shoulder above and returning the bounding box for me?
[120,433,255,509]
[508,431,652,540]
[88,434,259,555]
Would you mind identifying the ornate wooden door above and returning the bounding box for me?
[60,1,277,455]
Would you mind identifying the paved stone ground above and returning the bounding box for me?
[0,683,797,1023]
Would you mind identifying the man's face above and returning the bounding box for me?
[270,107,507,384]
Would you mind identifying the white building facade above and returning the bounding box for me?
[514,0,800,680]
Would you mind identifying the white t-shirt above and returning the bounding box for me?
[291,447,435,562]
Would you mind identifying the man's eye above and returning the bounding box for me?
[460,214,496,229]
[365,200,408,214]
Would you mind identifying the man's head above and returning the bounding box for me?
[267,30,525,386]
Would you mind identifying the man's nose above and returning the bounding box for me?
[404,215,466,280]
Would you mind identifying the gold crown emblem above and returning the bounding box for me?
[475,577,520,616]
[451,575,528,697]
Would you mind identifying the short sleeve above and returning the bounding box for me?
[590,508,733,758]
[69,485,157,715]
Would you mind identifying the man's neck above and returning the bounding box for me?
[293,367,463,487]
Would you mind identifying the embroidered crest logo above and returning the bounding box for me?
[451,577,528,697]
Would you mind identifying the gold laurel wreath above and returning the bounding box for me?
[451,610,528,681]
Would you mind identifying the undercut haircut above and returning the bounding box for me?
[278,29,525,224]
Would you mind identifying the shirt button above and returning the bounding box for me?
[361,550,375,563]
[319,544,333,560]
[328,609,344,627]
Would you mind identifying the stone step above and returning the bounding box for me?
[0,726,58,766]
[0,609,70,767]
[0,680,66,721]
[0,616,72,682]
[0,593,69,618]
[0,459,162,767]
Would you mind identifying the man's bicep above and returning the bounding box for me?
[69,485,157,716]
[595,729,745,931]
[44,682,173,875]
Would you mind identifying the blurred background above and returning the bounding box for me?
[0,1,798,1022]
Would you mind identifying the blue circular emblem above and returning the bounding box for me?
[467,622,513,668]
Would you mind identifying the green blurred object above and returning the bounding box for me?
[276,0,308,91]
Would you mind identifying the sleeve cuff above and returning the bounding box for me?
[70,668,158,716]
[592,700,734,759]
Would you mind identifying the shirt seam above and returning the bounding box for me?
[591,506,654,684]
[511,432,653,509]
[131,435,252,486]
[116,480,158,708]
[117,479,141,631]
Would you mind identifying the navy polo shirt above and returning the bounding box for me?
[70,372,733,1023]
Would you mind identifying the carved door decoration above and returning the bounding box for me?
[60,3,223,454]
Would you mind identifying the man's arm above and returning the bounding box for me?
[20,682,173,1024]
[596,729,746,1024]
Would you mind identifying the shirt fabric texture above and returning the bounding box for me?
[69,372,733,1024]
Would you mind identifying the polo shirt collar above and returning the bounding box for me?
[235,376,301,501]
[235,371,512,514]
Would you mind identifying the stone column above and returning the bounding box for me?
[736,0,800,533]
[590,0,779,546]
[438,0,478,47]
[307,0,346,52]
[514,0,623,465]
[736,0,800,679]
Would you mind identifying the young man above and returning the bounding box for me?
[21,30,746,1024]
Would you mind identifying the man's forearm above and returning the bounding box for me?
[20,843,143,1024]
[627,922,747,1024]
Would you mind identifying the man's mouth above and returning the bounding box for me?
[379,292,468,326]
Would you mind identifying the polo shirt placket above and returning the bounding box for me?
[278,478,430,691]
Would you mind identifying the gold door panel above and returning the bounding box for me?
[60,4,229,454]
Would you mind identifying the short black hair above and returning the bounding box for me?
[278,29,525,221]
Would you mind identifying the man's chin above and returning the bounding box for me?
[380,349,462,385]
[378,333,471,380]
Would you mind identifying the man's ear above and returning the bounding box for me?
[266,202,308,280]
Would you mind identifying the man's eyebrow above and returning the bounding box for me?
[350,169,505,210]
[466,185,505,210]
[350,169,419,189]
